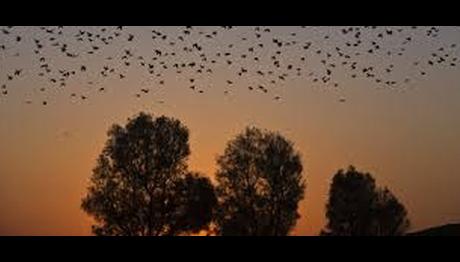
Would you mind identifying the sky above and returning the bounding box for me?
[0,26,460,235]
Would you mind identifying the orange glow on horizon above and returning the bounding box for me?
[2,26,460,235]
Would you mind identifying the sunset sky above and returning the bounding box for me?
[1,26,460,235]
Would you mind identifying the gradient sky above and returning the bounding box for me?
[1,26,460,235]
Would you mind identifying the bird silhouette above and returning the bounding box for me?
[0,26,456,106]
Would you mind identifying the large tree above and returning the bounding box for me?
[214,127,305,236]
[321,166,410,236]
[81,112,216,236]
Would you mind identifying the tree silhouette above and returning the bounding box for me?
[167,172,217,235]
[321,166,410,236]
[214,127,305,236]
[81,112,216,236]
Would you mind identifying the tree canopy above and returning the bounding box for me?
[81,113,412,236]
[81,112,216,236]
[214,127,305,236]
[321,166,410,236]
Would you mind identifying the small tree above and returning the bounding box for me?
[81,112,216,236]
[214,127,305,236]
[321,166,410,236]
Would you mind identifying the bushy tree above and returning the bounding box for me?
[214,127,305,236]
[321,166,410,236]
[81,112,216,236]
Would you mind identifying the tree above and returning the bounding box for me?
[373,188,410,236]
[214,127,305,236]
[321,166,410,236]
[81,112,216,236]
[168,172,217,235]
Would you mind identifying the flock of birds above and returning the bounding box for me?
[0,26,459,106]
